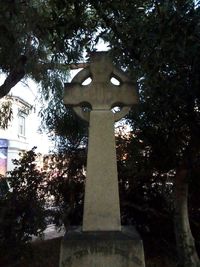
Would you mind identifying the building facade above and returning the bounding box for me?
[0,79,51,175]
[0,95,38,174]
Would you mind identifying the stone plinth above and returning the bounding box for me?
[60,227,145,267]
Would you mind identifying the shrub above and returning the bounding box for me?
[0,148,47,258]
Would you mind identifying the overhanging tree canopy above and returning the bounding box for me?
[1,2,200,265]
[0,0,97,98]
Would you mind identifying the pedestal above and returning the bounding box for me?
[59,227,145,267]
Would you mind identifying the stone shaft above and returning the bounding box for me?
[83,110,121,231]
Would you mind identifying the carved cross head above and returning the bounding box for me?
[64,51,138,121]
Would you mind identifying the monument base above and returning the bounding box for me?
[59,227,145,267]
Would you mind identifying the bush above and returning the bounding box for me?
[45,148,86,228]
[0,148,47,258]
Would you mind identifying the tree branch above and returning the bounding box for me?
[69,62,89,70]
[37,61,89,71]
[0,57,88,99]
[0,55,27,99]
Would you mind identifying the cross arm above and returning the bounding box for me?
[64,82,91,107]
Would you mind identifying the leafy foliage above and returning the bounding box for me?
[39,73,88,152]
[0,0,98,98]
[0,98,12,129]
[0,148,46,257]
[116,131,175,237]
[44,148,86,228]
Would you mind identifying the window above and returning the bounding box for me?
[18,114,25,136]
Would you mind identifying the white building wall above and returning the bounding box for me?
[0,79,50,174]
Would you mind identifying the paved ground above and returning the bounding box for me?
[32,224,65,241]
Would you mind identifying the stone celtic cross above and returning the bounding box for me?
[64,52,138,231]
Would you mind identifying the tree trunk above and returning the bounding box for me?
[0,55,26,98]
[174,167,200,267]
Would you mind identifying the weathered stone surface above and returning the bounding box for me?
[64,52,138,112]
[83,110,121,231]
[61,52,145,267]
[60,227,145,267]
[64,52,138,231]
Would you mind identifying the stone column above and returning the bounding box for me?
[83,110,121,231]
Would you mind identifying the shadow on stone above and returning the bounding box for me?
[60,227,145,267]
